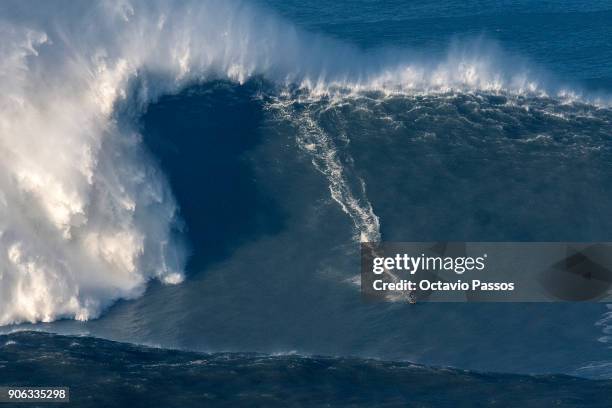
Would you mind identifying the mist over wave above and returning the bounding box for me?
[0,0,608,326]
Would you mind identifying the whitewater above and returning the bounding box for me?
[0,0,610,334]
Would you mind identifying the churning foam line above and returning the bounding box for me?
[266,97,411,302]
[268,98,381,243]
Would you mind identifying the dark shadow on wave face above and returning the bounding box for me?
[139,79,284,274]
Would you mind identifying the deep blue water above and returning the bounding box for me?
[259,0,612,90]
[3,0,612,406]
[2,331,612,407]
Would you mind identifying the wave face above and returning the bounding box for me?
[8,78,605,378]
[1,0,612,378]
[0,0,579,326]
[2,331,612,407]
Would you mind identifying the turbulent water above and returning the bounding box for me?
[2,331,612,407]
[1,0,612,403]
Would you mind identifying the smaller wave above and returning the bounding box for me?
[576,360,612,380]
[1,331,611,407]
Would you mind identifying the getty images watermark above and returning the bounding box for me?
[361,242,612,302]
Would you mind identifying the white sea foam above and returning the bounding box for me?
[268,98,380,243]
[0,0,604,325]
[596,304,612,345]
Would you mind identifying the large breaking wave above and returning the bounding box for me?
[0,0,609,326]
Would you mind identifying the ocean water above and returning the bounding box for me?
[2,331,612,407]
[1,0,612,405]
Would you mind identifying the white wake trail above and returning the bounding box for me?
[292,108,381,244]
